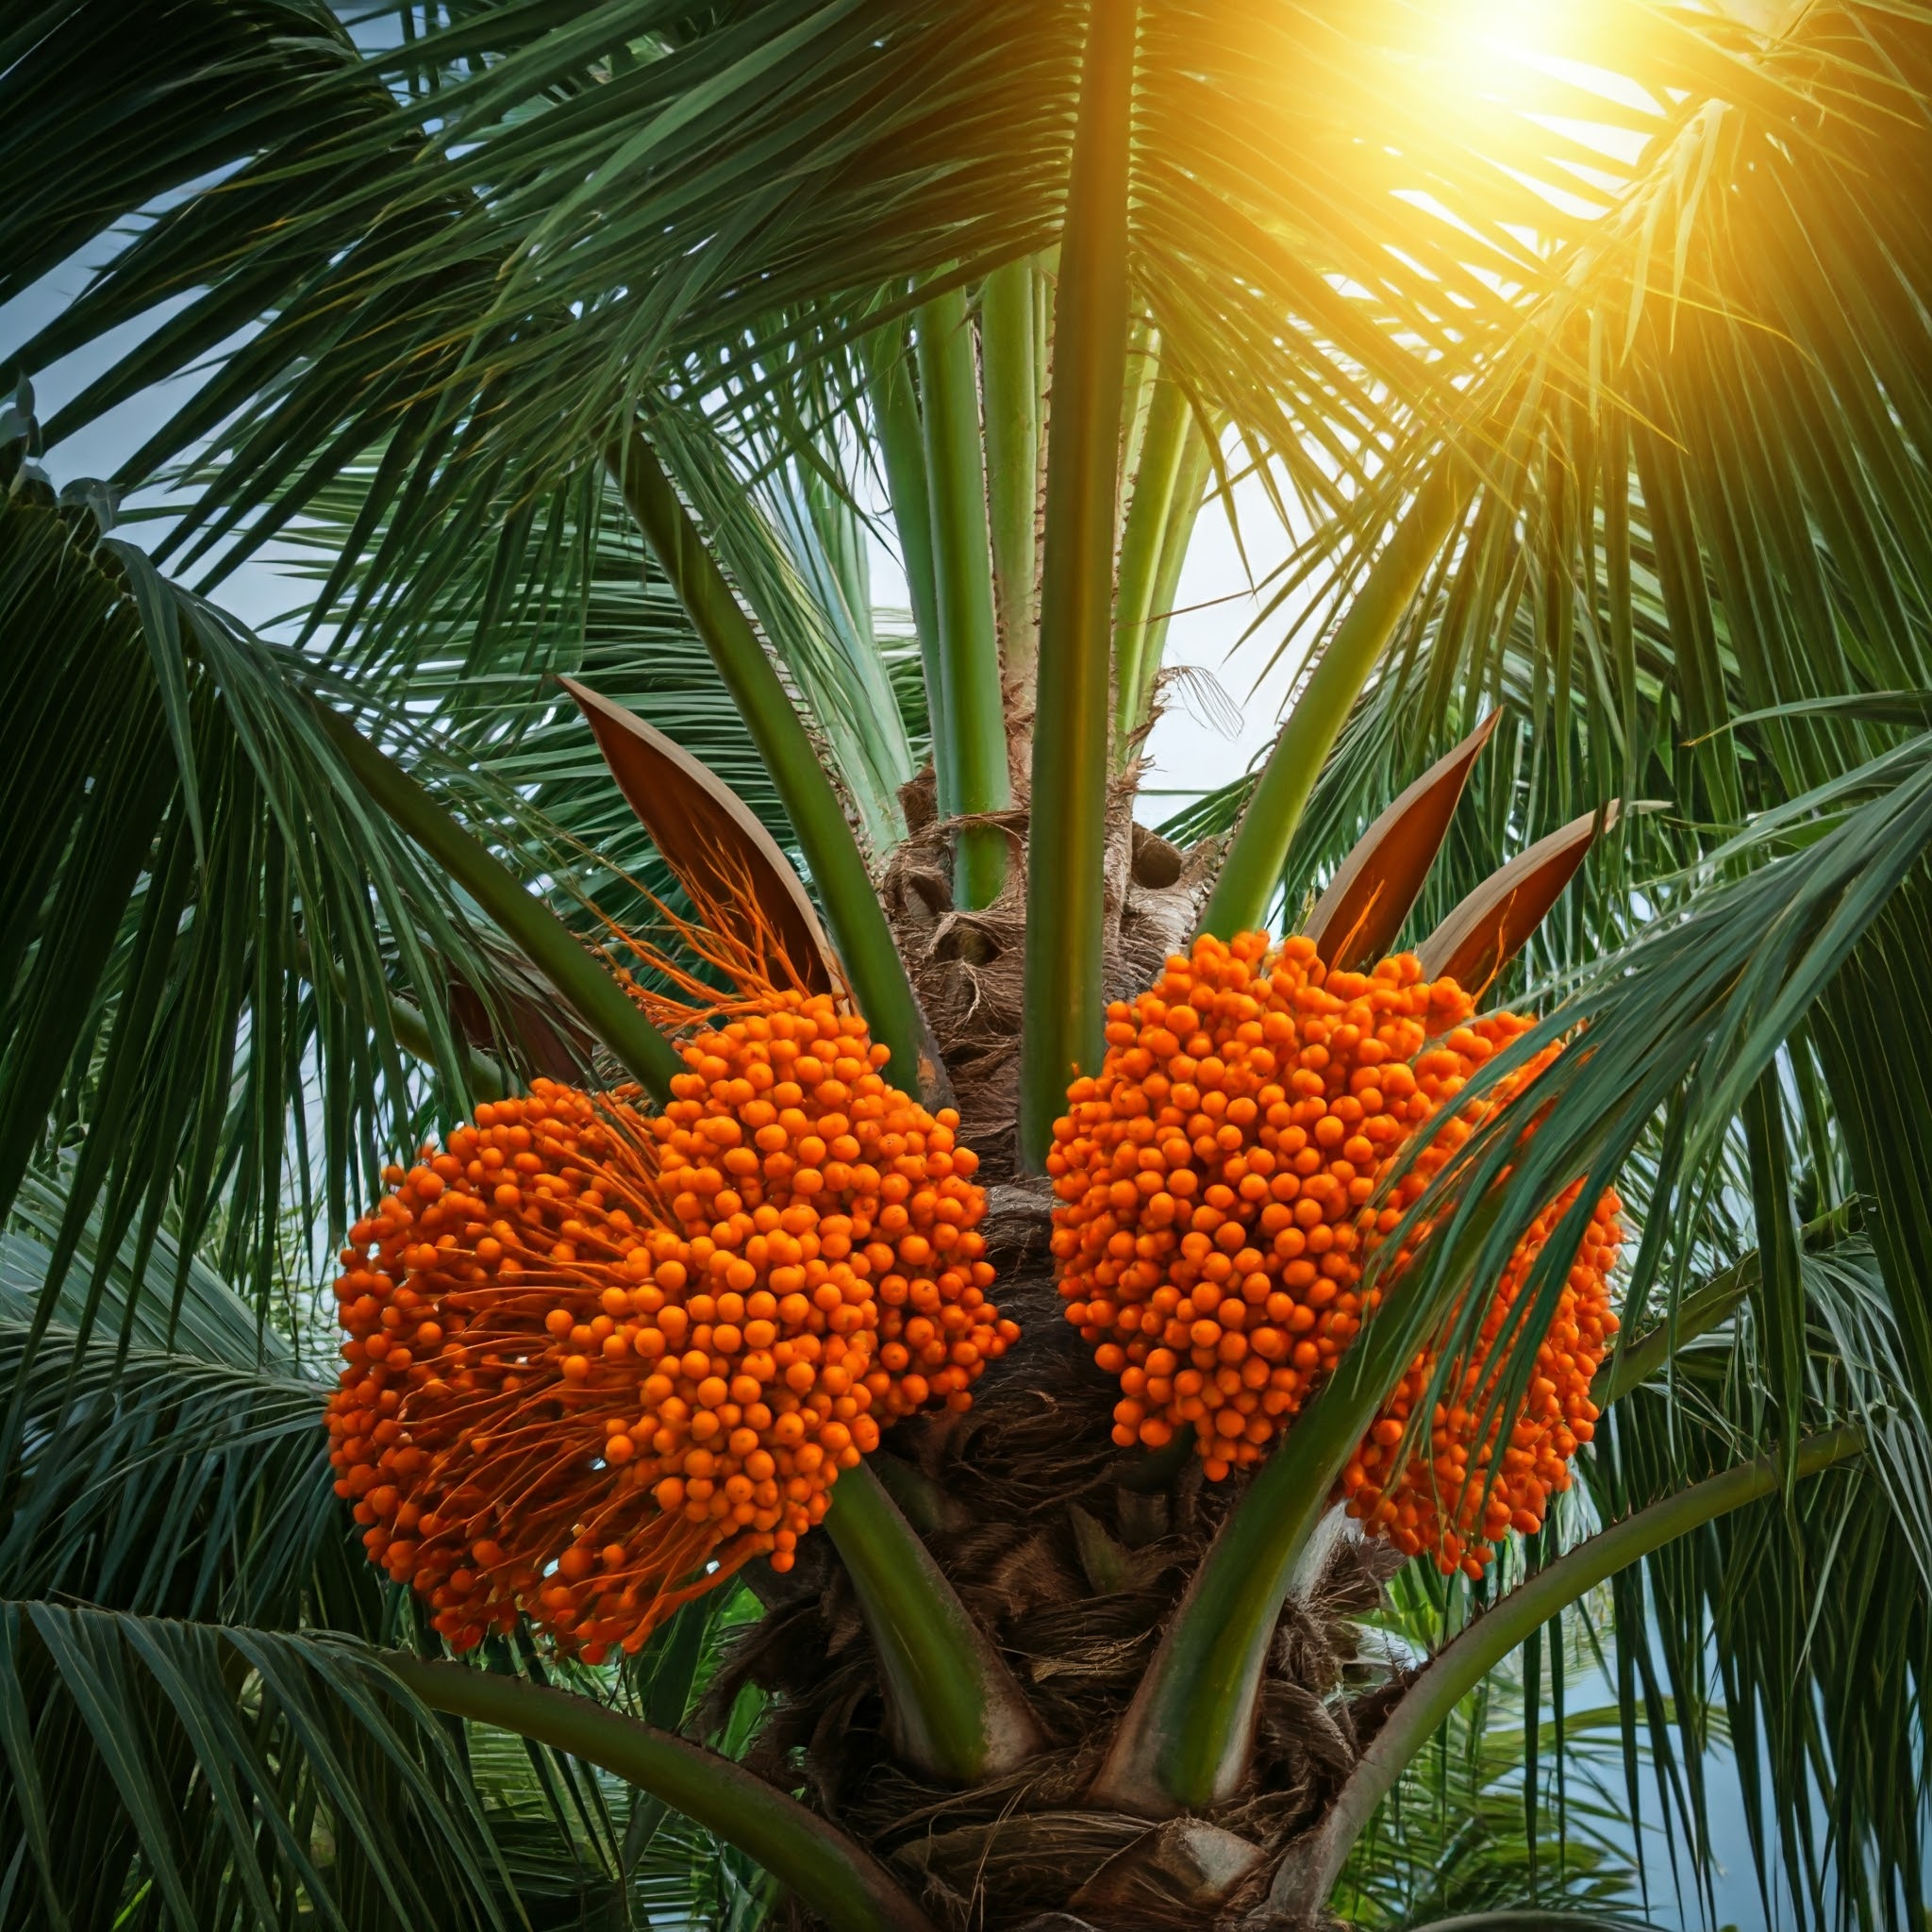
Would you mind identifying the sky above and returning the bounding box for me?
[856,458,1314,820]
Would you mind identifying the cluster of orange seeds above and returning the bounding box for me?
[326,992,1013,1659]
[1049,931,1620,1577]
[1348,1175,1621,1574]
[653,995,1015,1421]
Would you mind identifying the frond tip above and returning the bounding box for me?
[328,995,1015,1659]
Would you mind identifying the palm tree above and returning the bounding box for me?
[4,1,1932,1926]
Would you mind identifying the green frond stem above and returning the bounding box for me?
[1594,1260,1755,1414]
[1112,376,1193,762]
[824,1460,1045,1781]
[313,705,684,1102]
[1126,412,1214,735]
[802,462,874,668]
[1292,1426,1867,1905]
[1033,244,1058,406]
[862,320,950,785]
[1591,1206,1856,1412]
[384,996,509,1106]
[1118,317,1159,518]
[611,434,944,1104]
[1018,0,1140,1172]
[1197,461,1470,941]
[916,286,1013,909]
[391,1655,941,1932]
[1090,1314,1405,1813]
[866,1448,965,1537]
[979,258,1041,698]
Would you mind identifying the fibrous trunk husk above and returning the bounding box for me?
[718,1186,1409,1927]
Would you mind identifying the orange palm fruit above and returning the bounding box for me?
[327,993,1014,1660]
[1048,931,1619,1576]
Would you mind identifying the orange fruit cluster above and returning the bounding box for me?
[1345,1173,1621,1574]
[326,993,1013,1660]
[1049,931,1620,1574]
[653,994,1014,1423]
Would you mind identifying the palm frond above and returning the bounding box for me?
[0,398,707,1347]
[2,1167,294,1369]
[1590,1237,1932,1929]
[0,1605,512,1932]
[1337,1657,1654,1931]
[3,0,1769,683]
[1316,1,1932,836]
[1372,723,1932,1441]
[0,1163,348,1624]
[0,1317,333,1626]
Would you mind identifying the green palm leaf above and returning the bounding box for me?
[0,1318,332,1624]
[2,0,1721,650]
[0,1604,513,1932]
[0,399,723,1346]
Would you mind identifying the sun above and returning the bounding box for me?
[1462,0,1568,59]
[1410,0,1666,194]
[1429,0,1597,95]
